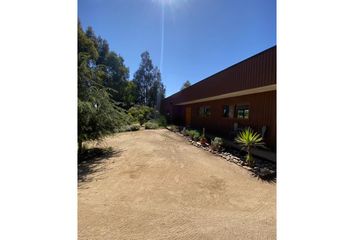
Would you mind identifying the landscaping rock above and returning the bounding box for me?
[259,168,272,177]
[243,166,252,171]
[175,129,277,176]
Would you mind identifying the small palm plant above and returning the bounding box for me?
[235,127,265,167]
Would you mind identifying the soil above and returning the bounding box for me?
[78,129,276,240]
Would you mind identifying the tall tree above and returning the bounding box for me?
[148,69,165,109]
[123,81,137,107]
[85,26,99,50]
[96,37,110,65]
[133,51,165,107]
[78,22,128,152]
[104,51,130,105]
[78,22,98,62]
[181,80,191,90]
[84,27,131,107]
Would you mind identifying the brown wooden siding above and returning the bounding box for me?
[185,91,276,150]
[161,46,276,151]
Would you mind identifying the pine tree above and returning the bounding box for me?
[181,80,191,90]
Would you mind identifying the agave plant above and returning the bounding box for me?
[235,127,265,167]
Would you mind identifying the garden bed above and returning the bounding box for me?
[166,125,276,180]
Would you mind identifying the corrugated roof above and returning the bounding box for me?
[163,46,276,104]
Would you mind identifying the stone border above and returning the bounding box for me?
[168,127,276,179]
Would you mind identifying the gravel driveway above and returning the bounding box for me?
[78,129,276,240]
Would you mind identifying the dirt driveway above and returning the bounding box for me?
[78,129,276,240]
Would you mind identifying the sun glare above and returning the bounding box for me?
[152,0,188,6]
[152,0,174,6]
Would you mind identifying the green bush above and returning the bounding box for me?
[186,130,200,141]
[157,115,167,127]
[117,125,131,132]
[168,125,179,132]
[130,123,141,131]
[145,121,159,129]
[192,132,200,141]
[128,105,155,125]
[186,130,192,137]
[127,105,168,127]
[211,137,223,151]
[78,89,134,152]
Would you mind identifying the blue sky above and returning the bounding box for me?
[79,0,276,97]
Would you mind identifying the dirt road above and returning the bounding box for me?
[78,129,275,240]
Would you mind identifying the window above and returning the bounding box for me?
[235,105,249,119]
[205,106,211,116]
[199,106,211,117]
[222,105,229,117]
[198,107,203,116]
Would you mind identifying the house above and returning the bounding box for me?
[161,46,276,150]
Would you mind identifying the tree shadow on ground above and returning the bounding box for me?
[251,171,276,183]
[78,147,122,184]
[251,158,276,183]
[224,147,277,183]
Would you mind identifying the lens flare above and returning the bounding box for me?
[160,4,165,74]
[152,0,189,75]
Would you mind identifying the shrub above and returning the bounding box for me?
[127,105,168,127]
[128,105,155,125]
[186,130,200,141]
[186,130,193,137]
[130,123,141,131]
[117,125,131,132]
[235,127,265,167]
[78,89,133,152]
[192,132,200,141]
[157,115,167,127]
[168,125,179,132]
[211,137,223,151]
[145,121,159,129]
[181,127,187,136]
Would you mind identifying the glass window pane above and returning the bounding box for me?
[223,105,229,117]
[199,107,203,116]
[244,109,249,119]
[205,106,211,116]
[229,106,234,118]
[237,109,244,119]
[235,104,250,119]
